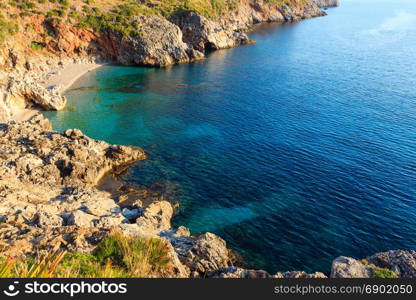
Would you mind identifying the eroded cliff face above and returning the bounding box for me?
[42,0,328,67]
[0,0,330,71]
[169,0,325,53]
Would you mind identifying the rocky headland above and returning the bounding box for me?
[0,0,414,278]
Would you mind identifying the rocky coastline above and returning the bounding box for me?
[0,0,339,121]
[0,0,415,278]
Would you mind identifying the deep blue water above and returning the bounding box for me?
[45,0,416,273]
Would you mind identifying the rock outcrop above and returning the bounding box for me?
[331,256,374,278]
[313,0,340,8]
[180,232,232,276]
[0,0,331,71]
[366,250,416,278]
[112,15,205,67]
[5,76,67,111]
[0,115,228,277]
[169,0,325,54]
[331,251,416,278]
[0,114,146,247]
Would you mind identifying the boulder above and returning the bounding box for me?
[67,210,97,227]
[331,256,372,278]
[136,201,173,234]
[82,198,120,217]
[35,211,63,227]
[279,271,327,278]
[6,76,67,110]
[118,223,143,236]
[180,232,231,275]
[95,214,128,228]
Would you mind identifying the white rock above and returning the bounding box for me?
[82,198,120,217]
[67,210,97,227]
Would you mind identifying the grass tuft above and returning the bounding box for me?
[0,232,172,278]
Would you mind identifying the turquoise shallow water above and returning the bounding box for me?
[45,0,416,273]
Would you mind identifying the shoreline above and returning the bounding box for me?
[14,62,105,122]
[41,62,105,93]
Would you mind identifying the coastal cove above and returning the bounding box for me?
[45,0,416,274]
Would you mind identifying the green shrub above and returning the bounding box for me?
[370,266,398,278]
[29,41,45,50]
[59,0,69,6]
[0,14,18,43]
[46,9,65,18]
[68,10,78,19]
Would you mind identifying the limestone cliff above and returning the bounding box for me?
[0,0,331,70]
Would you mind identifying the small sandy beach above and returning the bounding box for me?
[14,63,104,121]
[42,63,103,92]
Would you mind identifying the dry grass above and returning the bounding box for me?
[0,233,172,278]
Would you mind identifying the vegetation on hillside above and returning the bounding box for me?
[0,12,18,43]
[0,233,172,278]
[0,0,306,43]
